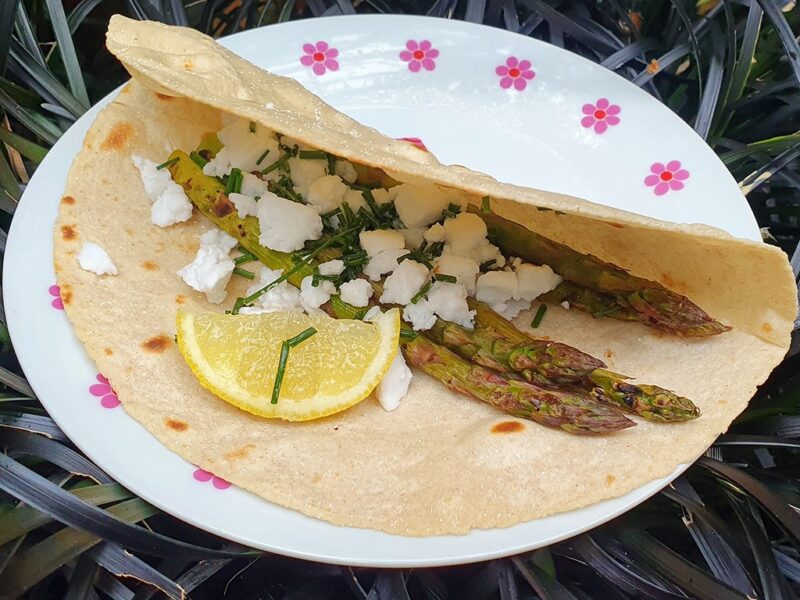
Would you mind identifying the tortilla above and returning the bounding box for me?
[52,16,797,536]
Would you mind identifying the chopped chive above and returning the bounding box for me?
[232,297,250,314]
[322,207,342,220]
[234,247,258,265]
[298,150,327,159]
[249,121,257,132]
[233,267,255,280]
[189,151,208,168]
[341,201,355,225]
[261,149,293,175]
[530,304,547,329]
[399,328,418,341]
[256,148,271,165]
[225,168,242,194]
[441,202,461,220]
[479,259,497,272]
[481,196,491,213]
[156,156,179,170]
[434,273,457,283]
[357,206,380,228]
[410,281,432,304]
[327,153,337,175]
[271,327,318,404]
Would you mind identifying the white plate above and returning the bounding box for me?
[4,15,758,567]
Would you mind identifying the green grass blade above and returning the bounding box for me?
[0,483,133,546]
[512,555,579,599]
[67,0,107,34]
[0,362,33,395]
[720,134,800,165]
[756,0,800,85]
[44,0,90,108]
[0,0,19,75]
[63,554,100,600]
[0,85,64,145]
[91,543,186,600]
[12,0,46,67]
[278,0,297,22]
[694,25,724,141]
[0,497,158,597]
[0,76,41,109]
[0,412,68,441]
[0,127,48,163]
[0,146,20,205]
[729,2,763,106]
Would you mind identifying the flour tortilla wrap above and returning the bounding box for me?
[52,16,796,535]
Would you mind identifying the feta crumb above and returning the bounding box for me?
[363,248,407,281]
[399,227,426,250]
[497,299,530,320]
[257,191,322,252]
[217,118,280,172]
[241,172,268,198]
[306,175,348,214]
[132,155,171,198]
[363,306,382,322]
[245,267,302,313]
[561,300,570,310]
[476,271,518,314]
[78,242,118,275]
[443,213,487,254]
[288,156,327,198]
[393,184,464,229]
[334,159,358,183]
[434,255,480,295]
[424,223,446,243]
[229,192,258,218]
[300,275,336,310]
[202,146,233,177]
[339,279,373,307]
[343,188,367,212]
[446,240,506,269]
[403,300,437,331]
[177,231,236,305]
[426,281,475,329]
[151,185,193,227]
[380,260,428,305]
[318,259,345,276]
[375,351,413,411]
[515,262,564,301]
[371,188,392,205]
[359,230,405,258]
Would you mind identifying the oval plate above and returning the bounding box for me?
[4,15,757,567]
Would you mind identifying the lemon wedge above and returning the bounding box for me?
[176,308,400,421]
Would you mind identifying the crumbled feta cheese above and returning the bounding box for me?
[424,223,446,243]
[77,242,117,276]
[363,306,382,322]
[426,281,475,329]
[403,300,437,331]
[380,260,428,305]
[241,172,268,198]
[177,232,236,304]
[359,230,405,258]
[300,275,336,310]
[445,240,506,269]
[334,159,358,183]
[375,351,413,411]
[132,155,194,227]
[399,228,426,250]
[476,271,518,314]
[443,213,487,254]
[306,175,348,214]
[363,248,407,281]
[343,188,367,212]
[434,255,480,295]
[561,301,570,310]
[515,263,564,301]
[217,118,280,173]
[201,229,238,252]
[318,259,345,276]
[245,267,302,313]
[151,185,193,227]
[393,184,464,228]
[371,188,392,205]
[497,299,530,320]
[288,156,327,198]
[257,191,322,252]
[339,279,373,307]
[202,146,233,177]
[229,192,258,218]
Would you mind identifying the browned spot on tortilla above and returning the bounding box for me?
[491,421,524,434]
[165,418,188,432]
[61,286,73,305]
[607,222,625,229]
[155,93,174,101]
[100,122,134,151]
[761,322,773,334]
[184,60,193,70]
[660,273,676,288]
[175,295,186,305]
[538,335,551,341]
[605,349,614,359]
[312,473,322,483]
[224,444,255,461]
[125,227,134,236]
[120,85,131,94]
[213,193,235,218]
[61,195,75,205]
[104,348,113,356]
[606,474,616,485]
[142,261,158,271]
[60,225,77,240]
[236,223,247,237]
[142,335,171,353]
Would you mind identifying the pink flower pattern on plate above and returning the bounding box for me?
[644,161,690,196]
[48,285,64,310]
[300,41,339,76]
[89,374,120,409]
[581,98,621,134]
[496,57,535,91]
[397,137,428,151]
[193,468,231,489]
[399,40,439,72]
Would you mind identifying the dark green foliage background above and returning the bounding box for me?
[0,1,799,598]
